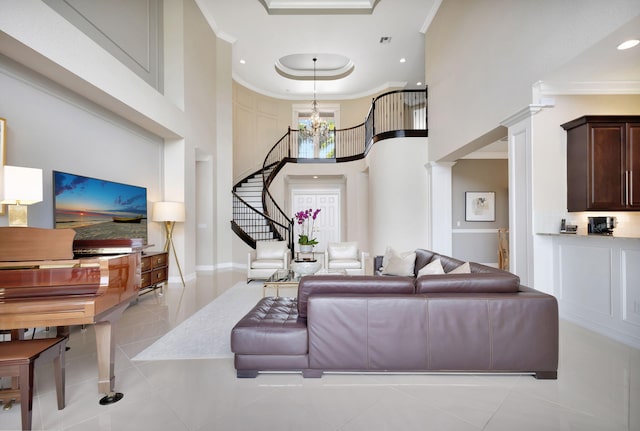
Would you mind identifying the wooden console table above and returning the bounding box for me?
[140,251,168,295]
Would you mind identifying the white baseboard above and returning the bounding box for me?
[195,262,245,272]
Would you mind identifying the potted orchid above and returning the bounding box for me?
[294,208,321,252]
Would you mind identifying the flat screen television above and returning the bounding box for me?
[53,170,148,244]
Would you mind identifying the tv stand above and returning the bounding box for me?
[140,251,168,295]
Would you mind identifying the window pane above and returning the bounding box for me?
[297,111,336,159]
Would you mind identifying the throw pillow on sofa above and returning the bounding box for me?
[381,246,413,269]
[417,258,445,276]
[448,261,471,274]
[381,248,416,276]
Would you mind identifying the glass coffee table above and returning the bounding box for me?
[263,268,346,297]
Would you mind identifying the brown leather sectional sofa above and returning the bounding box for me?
[231,249,559,379]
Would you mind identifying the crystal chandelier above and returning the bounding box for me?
[300,57,330,141]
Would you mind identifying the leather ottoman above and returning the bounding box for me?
[231,297,309,377]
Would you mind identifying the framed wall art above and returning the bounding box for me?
[465,191,495,222]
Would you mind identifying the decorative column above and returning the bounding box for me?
[500,105,548,287]
[427,162,456,256]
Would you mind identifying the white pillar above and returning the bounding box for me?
[427,162,455,255]
[500,106,546,286]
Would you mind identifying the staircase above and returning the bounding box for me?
[231,166,281,248]
[235,168,271,215]
[231,88,428,251]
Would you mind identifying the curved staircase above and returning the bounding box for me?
[231,88,428,250]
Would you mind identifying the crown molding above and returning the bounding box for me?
[534,80,640,96]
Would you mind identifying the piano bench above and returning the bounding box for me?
[0,337,67,431]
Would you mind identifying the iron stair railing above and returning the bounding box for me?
[231,88,428,250]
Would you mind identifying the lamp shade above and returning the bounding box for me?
[152,201,185,222]
[1,165,43,205]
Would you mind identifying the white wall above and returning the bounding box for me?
[532,94,640,235]
[531,95,640,295]
[425,0,640,162]
[0,0,231,278]
[0,56,164,245]
[426,1,640,291]
[367,137,429,256]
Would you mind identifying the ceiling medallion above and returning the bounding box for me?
[275,53,354,80]
[259,0,381,15]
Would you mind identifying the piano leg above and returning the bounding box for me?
[94,303,129,405]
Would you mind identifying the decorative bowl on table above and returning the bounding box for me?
[290,260,322,276]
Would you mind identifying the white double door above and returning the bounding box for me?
[291,190,341,253]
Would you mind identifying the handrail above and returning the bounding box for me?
[262,131,295,249]
[232,87,428,250]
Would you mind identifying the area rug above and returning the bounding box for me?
[132,282,263,361]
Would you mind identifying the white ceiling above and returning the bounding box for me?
[195,1,639,102]
[538,14,640,93]
[196,0,440,100]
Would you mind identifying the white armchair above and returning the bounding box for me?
[247,240,291,282]
[324,241,366,275]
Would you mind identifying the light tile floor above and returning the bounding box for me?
[1,269,638,431]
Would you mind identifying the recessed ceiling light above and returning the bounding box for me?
[617,39,639,50]
[416,81,423,86]
[239,59,246,64]
[400,58,406,63]
[313,175,318,179]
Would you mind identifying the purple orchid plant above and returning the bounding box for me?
[294,208,321,246]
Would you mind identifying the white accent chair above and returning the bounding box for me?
[247,240,291,282]
[324,241,366,275]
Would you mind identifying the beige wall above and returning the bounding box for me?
[233,83,293,181]
[232,81,386,182]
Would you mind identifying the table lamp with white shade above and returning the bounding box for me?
[152,201,186,286]
[1,165,43,227]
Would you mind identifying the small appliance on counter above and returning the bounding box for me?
[588,216,617,235]
[560,219,577,234]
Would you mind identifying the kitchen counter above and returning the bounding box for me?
[542,232,640,349]
[537,232,640,240]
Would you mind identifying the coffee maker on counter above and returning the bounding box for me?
[588,216,617,235]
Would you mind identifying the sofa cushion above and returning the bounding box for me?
[381,249,416,276]
[417,259,445,276]
[231,297,307,355]
[328,259,362,269]
[416,272,520,293]
[251,259,285,269]
[327,242,358,260]
[256,241,287,260]
[297,275,415,318]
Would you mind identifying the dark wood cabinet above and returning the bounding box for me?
[562,116,640,211]
[140,251,168,295]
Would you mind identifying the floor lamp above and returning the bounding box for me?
[152,201,186,287]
